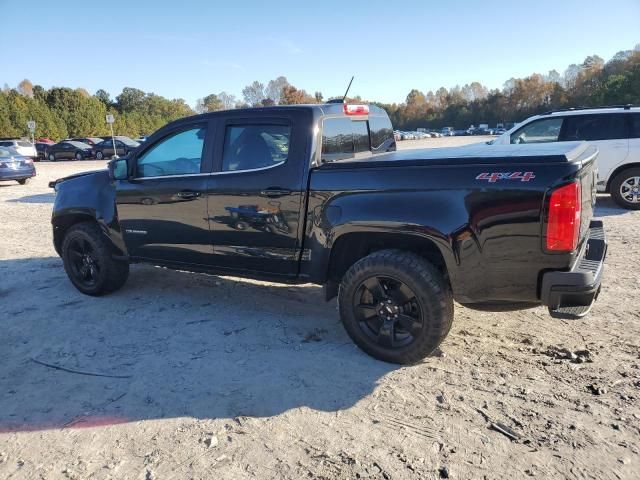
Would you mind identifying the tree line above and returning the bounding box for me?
[1,44,638,141]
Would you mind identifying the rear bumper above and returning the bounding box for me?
[0,169,36,181]
[540,220,606,319]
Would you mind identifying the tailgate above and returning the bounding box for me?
[577,149,598,244]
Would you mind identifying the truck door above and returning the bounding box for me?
[115,121,215,265]
[206,111,310,277]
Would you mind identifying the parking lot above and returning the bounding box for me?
[1,136,638,479]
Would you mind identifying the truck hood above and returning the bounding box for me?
[48,168,108,189]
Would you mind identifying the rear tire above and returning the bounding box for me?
[48,153,56,161]
[338,249,453,364]
[610,168,640,210]
[61,222,129,296]
[96,151,104,160]
[17,179,28,185]
[75,151,83,160]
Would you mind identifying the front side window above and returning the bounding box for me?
[221,124,291,172]
[137,127,205,178]
[562,114,628,141]
[511,117,563,144]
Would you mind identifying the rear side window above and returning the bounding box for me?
[511,118,563,144]
[369,115,395,152]
[562,114,628,141]
[222,124,291,172]
[17,141,32,147]
[631,114,640,138]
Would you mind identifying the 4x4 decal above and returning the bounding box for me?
[476,172,536,183]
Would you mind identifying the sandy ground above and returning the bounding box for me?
[0,136,638,479]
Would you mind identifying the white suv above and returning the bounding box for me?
[491,106,640,209]
[0,139,37,159]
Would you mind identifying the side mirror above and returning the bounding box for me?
[109,157,129,181]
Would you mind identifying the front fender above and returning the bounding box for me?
[51,170,126,255]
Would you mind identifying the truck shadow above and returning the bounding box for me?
[594,194,631,217]
[0,257,397,433]
[5,192,56,204]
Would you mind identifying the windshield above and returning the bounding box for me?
[0,146,20,157]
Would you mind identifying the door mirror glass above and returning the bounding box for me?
[109,157,129,180]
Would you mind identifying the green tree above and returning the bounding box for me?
[116,87,146,113]
[196,93,223,113]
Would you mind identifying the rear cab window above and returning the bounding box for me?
[321,114,395,162]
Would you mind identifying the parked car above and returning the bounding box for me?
[68,137,104,146]
[441,127,454,136]
[0,146,36,184]
[0,139,37,158]
[47,141,94,161]
[35,142,50,160]
[49,102,606,364]
[93,136,140,159]
[490,105,640,209]
[37,138,55,144]
[493,128,507,136]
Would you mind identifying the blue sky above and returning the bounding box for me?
[1,0,638,107]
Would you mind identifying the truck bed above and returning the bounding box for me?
[305,141,598,306]
[318,141,597,168]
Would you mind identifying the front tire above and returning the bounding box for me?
[61,222,129,296]
[610,168,640,210]
[75,151,83,160]
[338,249,453,364]
[48,153,56,161]
[96,151,104,160]
[17,178,29,185]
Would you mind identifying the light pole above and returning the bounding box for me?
[27,120,36,148]
[106,114,117,159]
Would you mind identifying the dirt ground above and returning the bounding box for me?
[1,136,638,479]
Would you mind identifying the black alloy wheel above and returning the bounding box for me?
[66,236,100,289]
[353,275,423,349]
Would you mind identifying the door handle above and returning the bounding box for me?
[177,191,201,199]
[260,188,291,197]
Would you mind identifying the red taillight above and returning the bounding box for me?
[546,181,581,252]
[343,104,369,115]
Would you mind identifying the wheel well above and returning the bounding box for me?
[327,232,449,286]
[52,214,97,255]
[606,163,640,192]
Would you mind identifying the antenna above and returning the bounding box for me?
[342,76,354,102]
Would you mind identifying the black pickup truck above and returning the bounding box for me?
[50,102,607,364]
